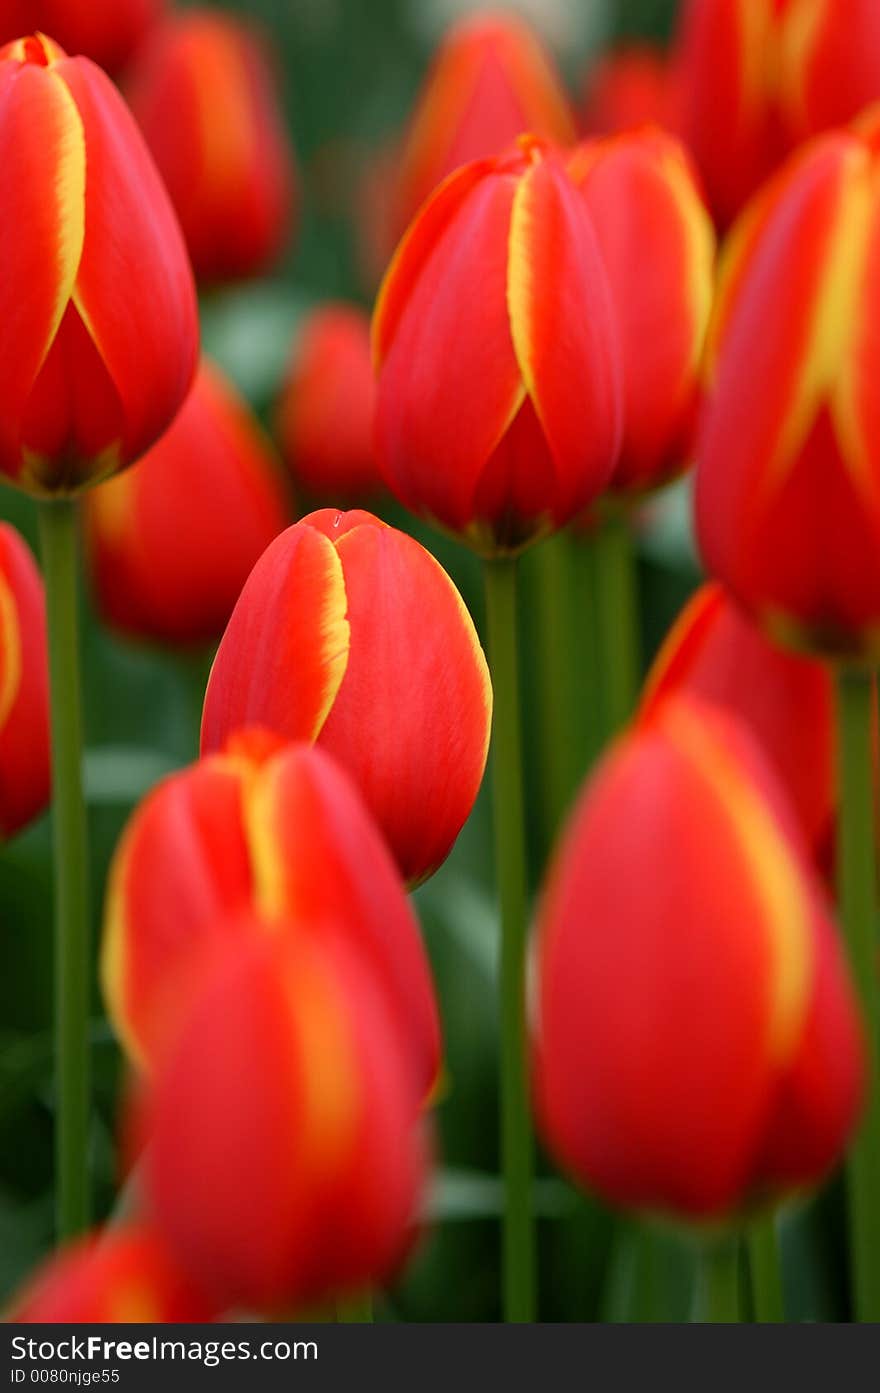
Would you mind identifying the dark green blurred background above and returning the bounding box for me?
[1,0,844,1323]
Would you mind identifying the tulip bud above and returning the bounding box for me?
[392,11,575,245]
[0,1,166,76]
[0,33,197,495]
[201,510,492,883]
[580,44,682,136]
[102,737,441,1096]
[569,128,715,496]
[125,10,297,282]
[695,113,880,659]
[276,305,379,503]
[143,929,426,1315]
[374,136,623,554]
[0,525,50,838]
[534,696,864,1219]
[10,1225,216,1321]
[85,360,290,645]
[641,583,834,863]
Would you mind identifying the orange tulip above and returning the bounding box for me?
[696,111,880,659]
[201,510,492,883]
[143,928,427,1314]
[0,1,166,76]
[125,10,297,282]
[569,127,715,496]
[0,524,50,838]
[535,696,864,1219]
[102,735,441,1097]
[0,32,197,494]
[85,359,290,645]
[374,136,622,554]
[580,44,682,136]
[391,10,575,246]
[10,1225,216,1321]
[276,305,379,503]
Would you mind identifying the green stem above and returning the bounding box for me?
[593,514,641,738]
[746,1215,785,1322]
[38,499,91,1242]
[835,666,880,1322]
[693,1238,740,1323]
[533,533,578,845]
[335,1292,373,1323]
[570,533,606,770]
[483,557,535,1323]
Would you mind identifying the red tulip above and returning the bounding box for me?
[102,736,441,1097]
[85,359,290,645]
[143,928,426,1314]
[534,695,865,1219]
[677,0,880,229]
[569,127,715,496]
[641,582,834,862]
[0,525,50,838]
[10,1225,216,1322]
[374,136,623,554]
[125,10,297,282]
[0,33,198,494]
[0,1,166,76]
[696,113,880,659]
[201,510,492,883]
[391,11,576,246]
[580,44,682,136]
[276,305,379,502]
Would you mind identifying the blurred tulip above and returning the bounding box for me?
[276,306,379,503]
[0,33,198,495]
[580,44,682,136]
[641,582,834,862]
[535,696,865,1220]
[201,510,492,883]
[125,10,297,282]
[102,736,441,1095]
[392,10,575,245]
[374,136,622,554]
[677,0,880,228]
[10,1225,216,1321]
[696,113,880,659]
[85,360,289,645]
[0,1,165,76]
[569,127,715,496]
[0,525,50,838]
[143,928,426,1314]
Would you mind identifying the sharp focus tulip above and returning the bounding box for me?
[374,137,623,554]
[143,929,426,1314]
[10,1225,216,1322]
[391,11,575,245]
[0,33,198,495]
[580,44,682,136]
[102,736,441,1096]
[201,509,492,883]
[85,359,290,645]
[0,1,166,76]
[276,305,379,502]
[0,525,50,838]
[696,113,880,659]
[125,10,297,282]
[677,0,880,229]
[534,696,865,1220]
[569,128,715,496]
[641,582,834,863]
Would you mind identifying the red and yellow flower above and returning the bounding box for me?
[0,32,198,495]
[373,136,623,554]
[125,10,297,282]
[580,44,682,136]
[534,696,864,1219]
[0,1,166,76]
[0,524,50,839]
[696,111,880,658]
[201,510,492,882]
[85,359,290,645]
